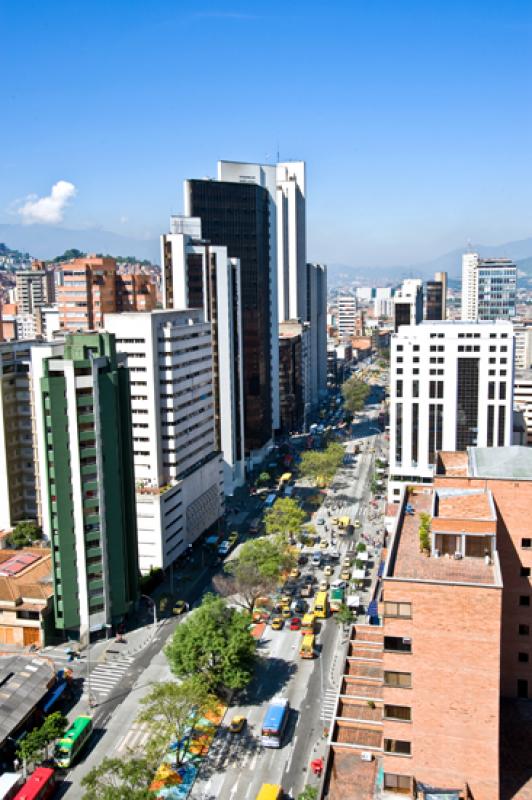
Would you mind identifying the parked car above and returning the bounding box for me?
[217,541,231,556]
[172,600,189,616]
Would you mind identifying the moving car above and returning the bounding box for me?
[354,520,361,529]
[291,598,307,614]
[229,715,246,733]
[172,600,189,615]
[319,540,329,550]
[228,532,239,547]
[340,568,351,581]
[300,584,313,598]
[217,540,231,556]
[311,553,322,568]
[324,564,333,577]
[319,579,329,591]
[290,567,300,579]
[281,605,292,619]
[271,616,284,630]
[290,617,302,631]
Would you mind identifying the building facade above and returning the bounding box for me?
[513,322,532,370]
[425,271,447,320]
[160,215,245,493]
[462,253,517,321]
[337,294,357,338]
[306,262,328,406]
[185,178,274,459]
[278,321,306,434]
[33,333,138,641]
[389,321,514,501]
[105,310,224,573]
[514,369,532,446]
[393,279,423,332]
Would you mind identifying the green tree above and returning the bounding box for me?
[164,594,256,693]
[6,521,42,549]
[299,442,345,485]
[264,497,306,541]
[81,757,154,800]
[17,728,45,774]
[137,679,217,767]
[219,536,295,612]
[52,248,86,263]
[40,712,68,759]
[298,788,318,800]
[257,471,271,486]
[342,376,370,414]
[334,603,355,632]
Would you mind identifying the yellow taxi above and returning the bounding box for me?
[271,616,284,630]
[290,567,300,579]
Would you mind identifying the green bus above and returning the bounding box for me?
[54,715,93,768]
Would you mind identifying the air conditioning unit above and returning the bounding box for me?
[360,751,373,762]
[454,551,463,559]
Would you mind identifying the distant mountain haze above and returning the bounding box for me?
[1,223,531,283]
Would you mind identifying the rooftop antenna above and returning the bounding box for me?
[277,143,280,163]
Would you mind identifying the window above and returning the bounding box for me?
[520,596,530,606]
[384,636,412,653]
[384,601,412,618]
[384,705,412,721]
[383,774,411,794]
[384,739,411,755]
[500,383,507,400]
[412,380,419,398]
[522,539,532,549]
[519,624,530,635]
[519,652,529,663]
[521,567,531,578]
[384,671,412,688]
[488,382,495,400]
[518,679,528,699]
[396,380,403,398]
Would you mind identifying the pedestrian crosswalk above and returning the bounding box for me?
[321,688,338,722]
[115,722,152,755]
[88,656,135,700]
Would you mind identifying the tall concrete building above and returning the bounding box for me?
[15,261,54,314]
[337,294,357,338]
[425,271,447,320]
[160,215,245,492]
[105,310,224,573]
[393,278,423,332]
[32,333,138,642]
[57,256,156,332]
[389,320,514,500]
[278,320,308,433]
[513,322,532,370]
[185,177,274,459]
[0,341,41,531]
[306,262,328,404]
[514,369,532,446]
[462,252,517,321]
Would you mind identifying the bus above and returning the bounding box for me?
[11,768,55,800]
[54,715,93,768]
[301,612,315,634]
[261,697,289,748]
[0,773,22,800]
[313,591,329,619]
[256,785,283,800]
[299,633,315,659]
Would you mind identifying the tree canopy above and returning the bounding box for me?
[164,594,256,693]
[137,679,218,767]
[81,757,154,800]
[221,535,296,611]
[264,497,306,540]
[342,376,370,413]
[299,442,345,484]
[17,712,67,767]
[7,521,42,549]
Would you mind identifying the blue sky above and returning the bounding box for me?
[1,0,531,266]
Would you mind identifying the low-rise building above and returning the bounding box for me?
[0,548,54,647]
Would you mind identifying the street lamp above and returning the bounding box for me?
[141,594,157,634]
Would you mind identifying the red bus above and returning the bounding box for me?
[12,768,55,800]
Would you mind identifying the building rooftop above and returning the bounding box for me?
[0,548,53,606]
[435,488,495,522]
[469,446,532,480]
[0,654,55,747]
[437,451,469,477]
[386,489,500,586]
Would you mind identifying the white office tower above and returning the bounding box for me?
[105,310,224,572]
[337,294,357,337]
[514,323,532,370]
[216,160,322,416]
[393,278,423,332]
[461,252,517,321]
[160,216,245,493]
[389,320,514,502]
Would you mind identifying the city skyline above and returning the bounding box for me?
[2,0,532,266]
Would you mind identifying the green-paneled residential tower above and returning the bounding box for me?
[36,332,138,640]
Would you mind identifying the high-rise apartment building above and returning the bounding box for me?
[393,279,423,332]
[425,271,447,320]
[462,253,517,321]
[15,261,54,314]
[160,216,245,492]
[514,369,532,446]
[32,333,138,641]
[185,178,273,458]
[306,262,328,403]
[337,294,357,338]
[57,256,156,332]
[513,322,532,370]
[0,341,41,530]
[105,310,224,573]
[389,320,514,500]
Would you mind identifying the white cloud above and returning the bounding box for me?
[17,180,77,225]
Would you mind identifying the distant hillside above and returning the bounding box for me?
[0,224,160,264]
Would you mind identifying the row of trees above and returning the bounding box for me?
[299,442,345,485]
[17,713,67,775]
[342,376,370,414]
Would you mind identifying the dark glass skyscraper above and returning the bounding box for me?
[185,179,272,454]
